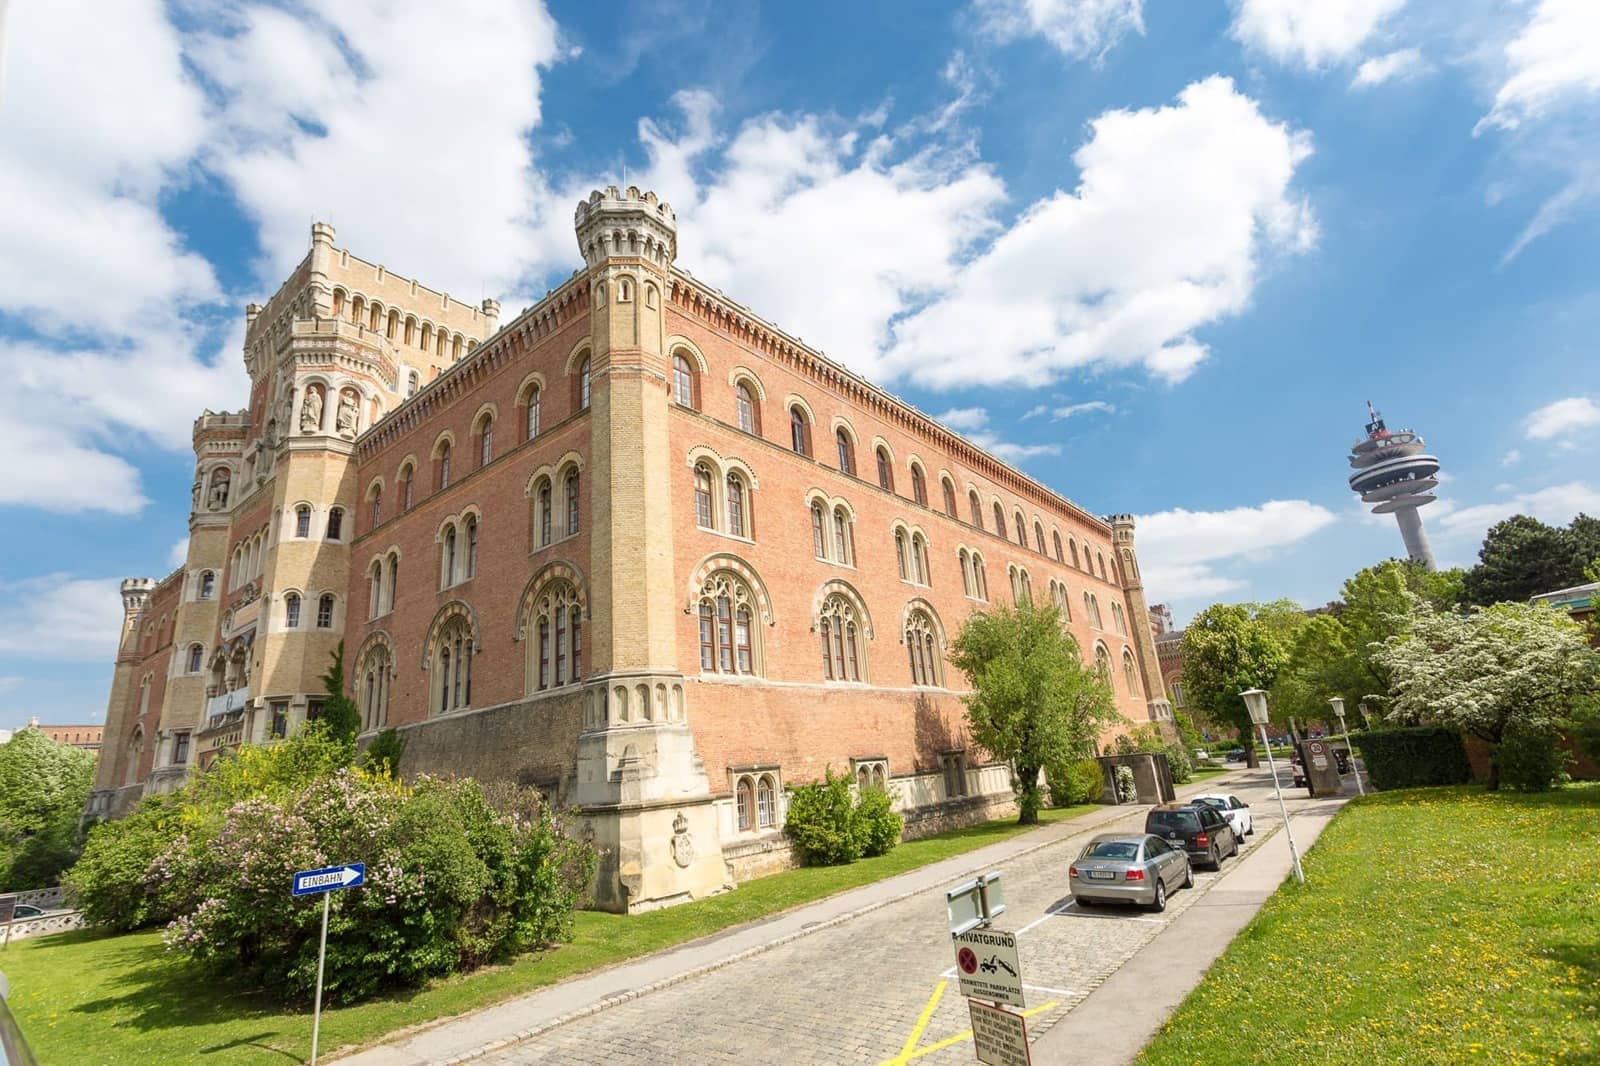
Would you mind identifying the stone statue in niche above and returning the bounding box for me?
[191,481,202,510]
[207,468,231,511]
[336,390,359,435]
[300,385,323,432]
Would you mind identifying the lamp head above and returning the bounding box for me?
[1240,688,1270,726]
[1328,696,1346,721]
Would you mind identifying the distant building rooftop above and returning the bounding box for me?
[1531,582,1597,615]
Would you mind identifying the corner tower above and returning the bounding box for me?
[1109,516,1173,727]
[572,187,728,911]
[86,579,156,817]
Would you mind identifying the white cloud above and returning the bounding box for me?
[882,77,1315,389]
[168,538,190,569]
[1437,480,1600,536]
[1047,401,1115,419]
[1476,0,1600,133]
[933,408,1059,463]
[1230,0,1407,69]
[1134,500,1337,601]
[1525,396,1600,440]
[1352,47,1427,87]
[975,0,1145,61]
[0,575,125,662]
[1501,448,1522,466]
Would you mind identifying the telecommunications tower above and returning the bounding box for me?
[1347,401,1439,569]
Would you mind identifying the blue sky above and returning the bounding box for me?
[2,0,1598,730]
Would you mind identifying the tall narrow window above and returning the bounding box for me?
[317,594,334,628]
[993,503,1005,536]
[1015,512,1026,546]
[833,508,852,565]
[699,602,715,670]
[538,619,550,689]
[479,419,493,467]
[1070,539,1080,568]
[876,447,894,492]
[439,443,452,490]
[565,471,580,535]
[727,474,746,537]
[327,508,344,540]
[1124,649,1139,695]
[790,406,811,456]
[737,778,754,831]
[296,505,311,538]
[571,607,583,680]
[369,561,382,617]
[407,370,419,397]
[578,357,591,410]
[905,610,941,686]
[912,466,927,506]
[836,429,855,475]
[284,593,301,628]
[554,604,567,685]
[370,489,382,529]
[199,571,215,600]
[973,552,988,600]
[526,386,541,439]
[959,549,973,597]
[695,573,761,675]
[1034,522,1046,555]
[672,354,695,407]
[736,382,756,433]
[819,594,864,682]
[187,644,203,673]
[694,464,714,528]
[444,527,457,586]
[811,501,827,558]
[942,479,957,517]
[970,491,983,529]
[465,516,478,579]
[1053,531,1064,562]
[402,467,414,511]
[756,776,775,827]
[538,482,552,546]
[895,529,909,580]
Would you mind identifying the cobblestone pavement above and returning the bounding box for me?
[482,772,1305,1065]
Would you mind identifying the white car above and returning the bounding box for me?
[1192,793,1253,838]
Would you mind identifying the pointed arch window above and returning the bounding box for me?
[438,443,452,490]
[942,478,957,517]
[565,470,581,536]
[1070,539,1080,568]
[526,386,542,440]
[1095,644,1113,689]
[386,554,399,613]
[478,415,494,468]
[465,516,478,579]
[993,502,1005,536]
[369,561,383,618]
[959,549,974,598]
[402,465,415,511]
[694,464,715,528]
[736,777,754,831]
[359,644,392,730]
[1015,512,1027,546]
[1053,531,1064,562]
[528,582,582,692]
[756,775,776,828]
[790,406,812,456]
[911,466,927,507]
[972,551,988,600]
[443,526,458,587]
[735,381,757,433]
[727,473,747,537]
[578,357,591,410]
[672,354,697,408]
[895,529,910,581]
[811,501,828,558]
[1034,522,1046,555]
[1124,648,1139,696]
[818,593,864,682]
[836,429,855,475]
[905,609,942,687]
[970,491,983,528]
[695,572,759,675]
[284,592,301,629]
[1112,601,1127,635]
[317,594,335,628]
[432,615,474,713]
[833,507,854,565]
[535,479,553,546]
[876,447,894,492]
[369,488,382,529]
[295,505,312,538]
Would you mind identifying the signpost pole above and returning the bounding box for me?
[310,890,331,1065]
[1258,723,1305,885]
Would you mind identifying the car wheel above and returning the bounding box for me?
[1182,863,1194,889]
[1246,820,1254,836]
[1149,880,1167,913]
[1209,845,1220,870]
[1230,834,1240,858]
[1074,896,1092,908]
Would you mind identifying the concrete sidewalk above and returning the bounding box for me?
[1030,792,1350,1065]
[333,771,1250,1064]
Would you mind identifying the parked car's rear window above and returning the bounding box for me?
[1083,841,1140,860]
[1148,811,1199,832]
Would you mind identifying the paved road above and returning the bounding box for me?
[478,769,1317,1065]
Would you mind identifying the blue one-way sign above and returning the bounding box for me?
[293,863,366,897]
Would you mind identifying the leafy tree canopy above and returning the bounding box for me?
[1463,513,1600,607]
[0,728,97,888]
[1179,602,1294,764]
[949,605,1117,824]
[319,641,363,744]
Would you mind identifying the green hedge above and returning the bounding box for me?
[1353,727,1472,791]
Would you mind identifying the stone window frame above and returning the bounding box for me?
[730,766,783,833]
[693,569,764,677]
[851,756,889,793]
[940,750,968,799]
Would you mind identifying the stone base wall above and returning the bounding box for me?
[377,690,586,801]
[84,784,145,823]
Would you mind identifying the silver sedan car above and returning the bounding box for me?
[1069,833,1192,912]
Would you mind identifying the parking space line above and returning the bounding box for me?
[880,979,947,1066]
[1024,984,1079,997]
[901,998,1061,1062]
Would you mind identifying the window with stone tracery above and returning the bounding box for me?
[1095,644,1113,690]
[432,615,474,714]
[696,572,759,676]
[818,593,865,682]
[360,644,393,731]
[1123,648,1139,696]
[528,581,583,692]
[904,609,942,687]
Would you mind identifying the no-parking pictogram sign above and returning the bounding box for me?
[958,945,979,975]
[952,928,1025,1008]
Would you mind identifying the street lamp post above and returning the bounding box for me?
[1240,688,1305,885]
[1329,697,1364,796]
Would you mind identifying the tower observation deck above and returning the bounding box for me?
[1348,401,1438,569]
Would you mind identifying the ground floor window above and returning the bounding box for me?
[733,770,780,831]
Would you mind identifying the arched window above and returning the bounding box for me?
[432,615,474,713]
[942,478,957,517]
[407,370,419,397]
[1020,569,1032,604]
[284,593,301,629]
[528,581,582,691]
[199,571,215,600]
[911,466,927,507]
[972,551,988,600]
[970,491,983,528]
[1087,593,1104,630]
[360,644,392,731]
[526,386,542,440]
[564,470,580,535]
[672,354,696,408]
[811,500,827,558]
[1070,539,1080,568]
[317,594,335,628]
[959,549,974,597]
[876,447,894,492]
[438,442,452,490]
[790,405,811,456]
[895,529,910,580]
[756,775,776,828]
[327,507,344,541]
[818,594,864,682]
[993,502,1005,536]
[694,464,714,527]
[1053,581,1072,621]
[1112,602,1126,635]
[187,644,204,673]
[369,561,383,618]
[905,609,942,687]
[1014,512,1027,546]
[727,473,748,537]
[369,486,382,528]
[478,414,494,468]
[1098,551,1107,580]
[1095,645,1113,689]
[695,572,760,675]
[1053,531,1064,562]
[833,507,854,565]
[735,381,758,434]
[386,554,399,613]
[442,526,458,587]
[836,429,855,475]
[535,478,553,546]
[578,357,591,410]
[295,505,311,538]
[1034,522,1046,555]
[401,464,415,511]
[1124,649,1139,696]
[914,533,931,585]
[736,777,755,831]
[1009,566,1021,603]
[465,516,478,579]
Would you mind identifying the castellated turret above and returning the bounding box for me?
[574,186,677,269]
[120,577,155,616]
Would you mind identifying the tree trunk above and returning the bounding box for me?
[1016,764,1041,824]
[1485,759,1500,791]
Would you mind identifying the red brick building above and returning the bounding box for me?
[91,187,1172,910]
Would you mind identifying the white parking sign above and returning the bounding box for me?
[953,927,1025,1008]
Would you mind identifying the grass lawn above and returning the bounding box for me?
[2,802,1095,1065]
[1187,766,1231,781]
[1140,783,1600,1065]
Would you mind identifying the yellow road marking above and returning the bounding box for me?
[880,980,948,1066]
[903,999,1061,1061]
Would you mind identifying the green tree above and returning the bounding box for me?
[1179,603,1292,766]
[949,605,1117,824]
[1463,515,1589,606]
[1374,600,1598,790]
[319,642,362,744]
[0,728,98,888]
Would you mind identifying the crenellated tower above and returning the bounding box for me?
[571,186,728,911]
[85,579,156,817]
